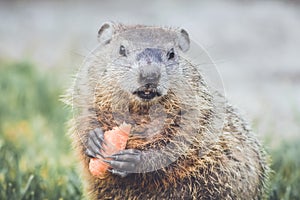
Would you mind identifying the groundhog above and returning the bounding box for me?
[65,22,270,200]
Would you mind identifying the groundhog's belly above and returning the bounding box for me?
[95,170,199,199]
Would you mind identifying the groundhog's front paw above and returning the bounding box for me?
[85,128,106,158]
[104,149,142,177]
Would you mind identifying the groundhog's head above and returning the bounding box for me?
[97,22,190,103]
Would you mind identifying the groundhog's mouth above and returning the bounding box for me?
[133,85,161,101]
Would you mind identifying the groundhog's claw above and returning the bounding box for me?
[104,149,142,177]
[85,128,106,158]
[107,169,128,178]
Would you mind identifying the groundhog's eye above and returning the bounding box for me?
[167,48,175,60]
[119,45,127,57]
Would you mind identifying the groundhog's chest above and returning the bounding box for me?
[96,103,182,150]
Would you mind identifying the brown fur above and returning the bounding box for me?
[64,22,270,199]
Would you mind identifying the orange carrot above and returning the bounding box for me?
[89,122,131,178]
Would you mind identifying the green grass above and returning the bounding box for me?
[267,138,300,199]
[0,60,299,199]
[0,61,82,200]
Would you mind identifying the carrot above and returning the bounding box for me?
[89,122,131,178]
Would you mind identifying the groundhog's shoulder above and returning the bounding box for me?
[218,104,270,198]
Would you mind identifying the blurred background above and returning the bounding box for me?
[0,0,299,199]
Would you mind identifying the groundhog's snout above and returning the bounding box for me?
[134,67,161,100]
[134,48,163,101]
[139,67,160,85]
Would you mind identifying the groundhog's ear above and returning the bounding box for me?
[97,22,116,45]
[178,29,190,52]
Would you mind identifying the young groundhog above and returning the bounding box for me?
[65,22,270,199]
